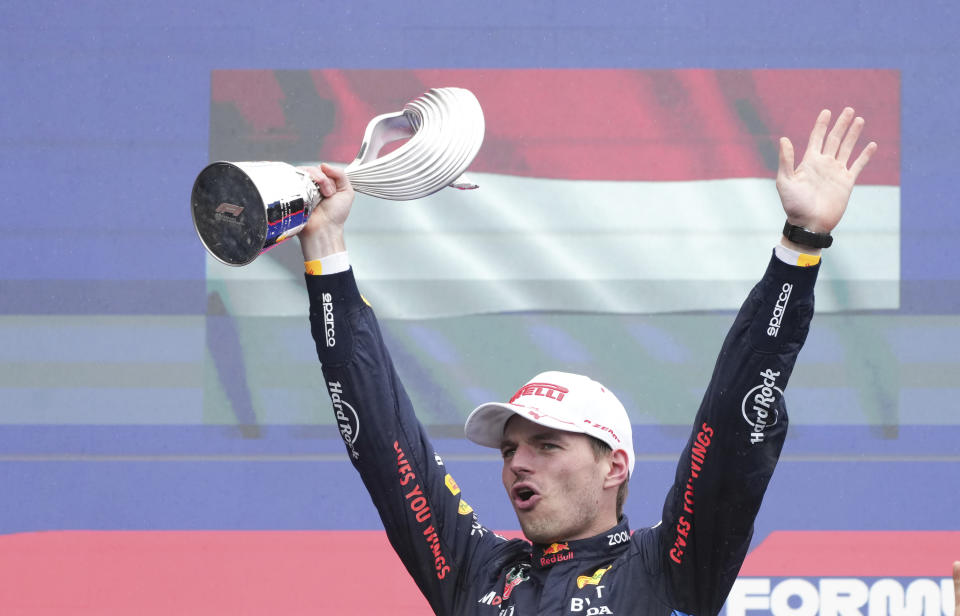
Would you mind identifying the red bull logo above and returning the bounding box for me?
[543,542,569,555]
[540,542,574,567]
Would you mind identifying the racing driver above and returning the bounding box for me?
[295,107,877,615]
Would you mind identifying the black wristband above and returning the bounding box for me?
[782,221,833,249]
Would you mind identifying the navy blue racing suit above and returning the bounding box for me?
[307,253,818,616]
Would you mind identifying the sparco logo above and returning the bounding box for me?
[322,292,336,347]
[328,380,359,459]
[766,282,793,337]
[741,369,781,445]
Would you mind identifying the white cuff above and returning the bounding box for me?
[305,251,350,276]
[775,243,821,267]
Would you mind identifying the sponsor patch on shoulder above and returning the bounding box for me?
[444,474,460,496]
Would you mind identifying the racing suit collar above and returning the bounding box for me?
[531,516,632,570]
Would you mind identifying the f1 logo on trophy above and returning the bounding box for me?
[191,87,485,266]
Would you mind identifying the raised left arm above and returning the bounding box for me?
[656,107,878,616]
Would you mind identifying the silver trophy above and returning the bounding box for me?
[192,87,485,266]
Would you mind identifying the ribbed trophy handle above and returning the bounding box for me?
[343,87,485,201]
[193,87,485,265]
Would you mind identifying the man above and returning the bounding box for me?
[954,561,959,613]
[297,108,876,615]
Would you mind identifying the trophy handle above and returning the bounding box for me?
[346,111,416,171]
[342,88,484,200]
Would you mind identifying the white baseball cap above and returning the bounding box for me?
[464,371,635,475]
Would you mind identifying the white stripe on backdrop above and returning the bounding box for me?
[208,172,899,318]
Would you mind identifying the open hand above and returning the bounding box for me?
[776,107,877,234]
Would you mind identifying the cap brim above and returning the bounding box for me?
[465,401,596,450]
[464,402,522,449]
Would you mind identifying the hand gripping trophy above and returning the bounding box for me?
[191,87,485,266]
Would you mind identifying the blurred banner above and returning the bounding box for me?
[1,69,925,432]
[209,69,900,318]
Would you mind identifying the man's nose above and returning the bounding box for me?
[508,444,534,475]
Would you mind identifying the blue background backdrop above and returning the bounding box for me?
[1,1,957,547]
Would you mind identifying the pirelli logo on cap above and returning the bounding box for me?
[510,382,569,404]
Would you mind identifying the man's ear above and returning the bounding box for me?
[603,449,629,489]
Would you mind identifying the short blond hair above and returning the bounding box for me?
[589,437,629,519]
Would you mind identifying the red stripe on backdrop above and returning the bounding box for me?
[2,530,954,614]
[738,530,960,576]
[0,531,431,615]
[212,69,899,184]
[0,530,514,615]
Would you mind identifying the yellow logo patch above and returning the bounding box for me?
[444,474,460,496]
[577,565,612,589]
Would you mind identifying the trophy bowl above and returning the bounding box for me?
[192,87,485,266]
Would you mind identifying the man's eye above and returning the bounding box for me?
[540,443,558,450]
[501,448,515,459]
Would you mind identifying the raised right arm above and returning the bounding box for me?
[297,165,516,614]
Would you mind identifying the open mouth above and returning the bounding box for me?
[512,484,540,510]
